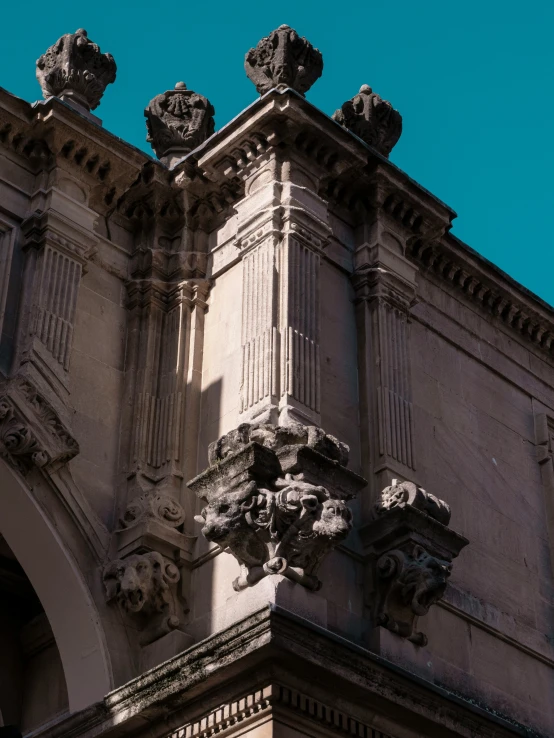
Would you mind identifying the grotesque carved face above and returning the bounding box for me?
[103,551,179,615]
[397,546,452,616]
[312,498,353,540]
[194,483,256,547]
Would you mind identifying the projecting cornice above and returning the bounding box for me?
[0,86,154,213]
[27,607,542,738]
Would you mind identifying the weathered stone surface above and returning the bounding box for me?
[362,490,468,646]
[190,423,365,592]
[145,82,215,163]
[245,25,323,96]
[103,551,185,645]
[36,29,116,111]
[371,478,451,526]
[333,85,402,156]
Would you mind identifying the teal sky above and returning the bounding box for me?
[2,1,553,305]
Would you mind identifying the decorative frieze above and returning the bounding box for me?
[168,684,393,738]
[361,479,468,646]
[189,422,364,592]
[245,25,323,96]
[36,28,116,111]
[145,83,215,165]
[103,551,185,646]
[333,85,402,157]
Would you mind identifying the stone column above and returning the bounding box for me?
[235,153,330,428]
[353,203,418,517]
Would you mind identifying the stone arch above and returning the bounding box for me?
[0,459,112,711]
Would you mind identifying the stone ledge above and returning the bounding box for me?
[26,606,545,738]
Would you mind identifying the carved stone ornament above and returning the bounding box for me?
[189,422,366,592]
[361,479,468,646]
[145,82,215,162]
[36,28,116,111]
[371,479,451,526]
[119,490,186,531]
[333,85,402,157]
[0,379,79,475]
[245,25,323,96]
[0,400,48,474]
[103,551,184,645]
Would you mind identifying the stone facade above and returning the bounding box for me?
[0,22,552,738]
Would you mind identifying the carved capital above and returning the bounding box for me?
[145,83,215,164]
[333,85,402,157]
[0,379,78,475]
[189,423,365,592]
[361,481,468,645]
[103,551,185,645]
[36,28,116,111]
[245,25,323,96]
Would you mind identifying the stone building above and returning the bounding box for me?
[0,23,552,738]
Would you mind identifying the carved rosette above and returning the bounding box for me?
[145,82,215,163]
[361,479,468,645]
[36,28,116,111]
[103,551,183,645]
[189,422,365,592]
[245,25,323,96]
[333,85,402,157]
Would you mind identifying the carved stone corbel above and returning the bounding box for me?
[189,422,366,591]
[361,479,468,646]
[103,551,184,646]
[0,377,78,475]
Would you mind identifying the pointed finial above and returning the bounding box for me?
[245,25,323,96]
[333,85,402,157]
[36,28,116,111]
[144,83,215,165]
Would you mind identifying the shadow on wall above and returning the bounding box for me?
[0,460,112,723]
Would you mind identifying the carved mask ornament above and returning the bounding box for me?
[191,422,364,592]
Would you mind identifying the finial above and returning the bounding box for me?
[144,83,215,165]
[245,25,323,96]
[36,28,116,111]
[333,84,402,157]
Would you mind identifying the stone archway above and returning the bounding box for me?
[0,459,112,711]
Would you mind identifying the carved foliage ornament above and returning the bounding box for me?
[333,85,402,157]
[190,422,364,592]
[245,25,323,96]
[145,82,215,161]
[36,28,116,111]
[365,479,468,646]
[0,400,48,474]
[103,551,183,645]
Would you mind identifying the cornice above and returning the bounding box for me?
[409,231,554,360]
[26,606,544,738]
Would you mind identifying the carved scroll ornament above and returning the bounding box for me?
[190,422,365,592]
[362,479,468,645]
